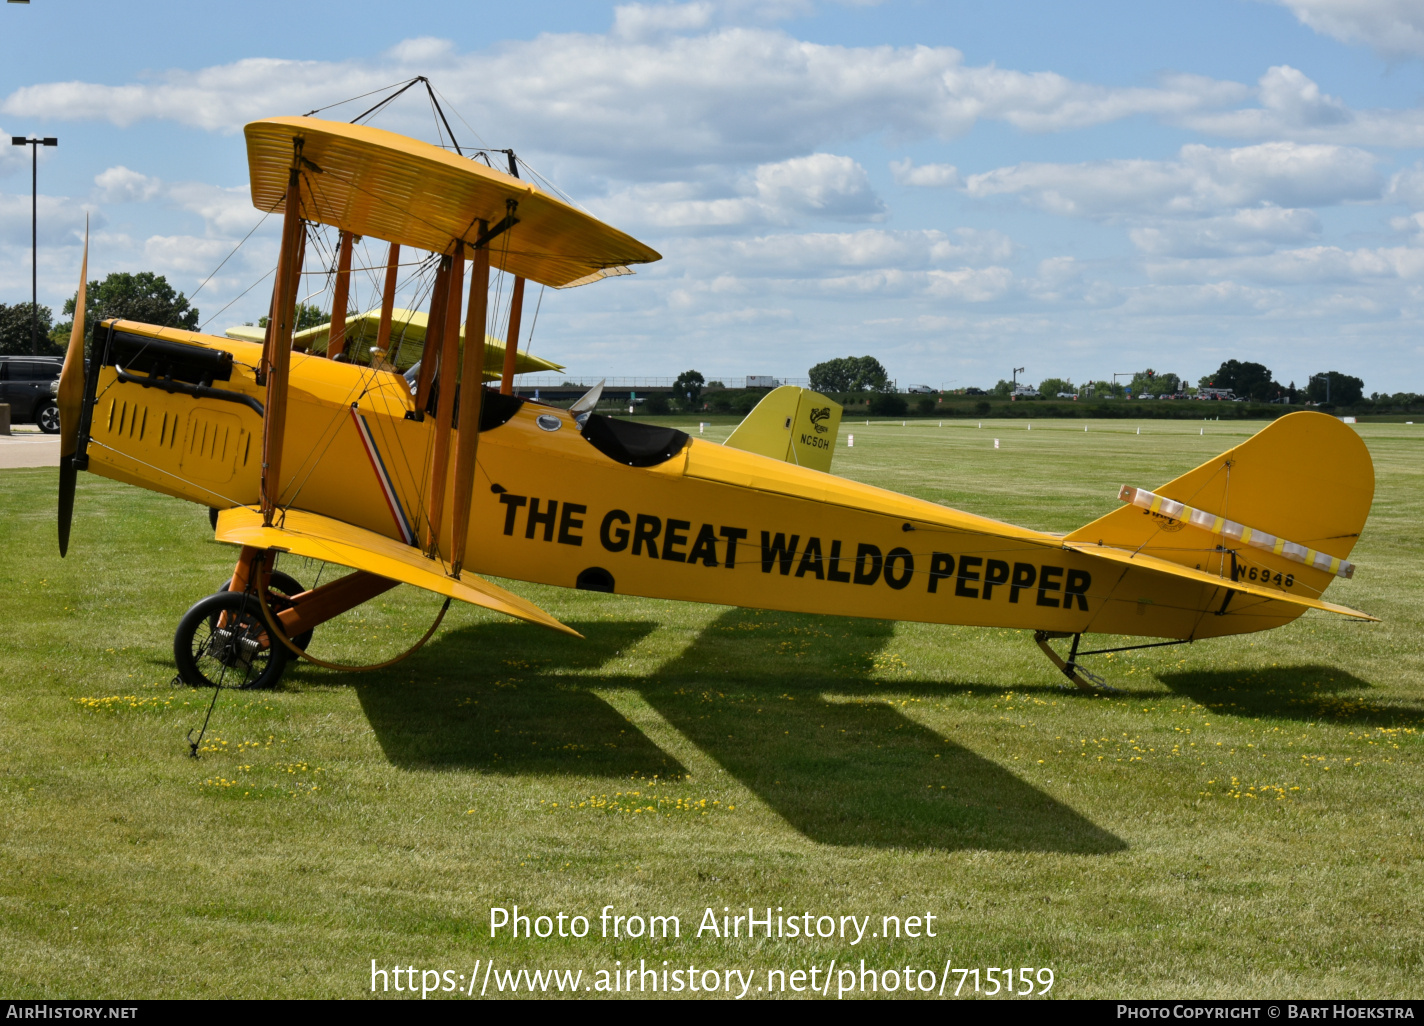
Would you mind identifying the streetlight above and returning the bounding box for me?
[11,135,58,355]
[1310,372,1331,405]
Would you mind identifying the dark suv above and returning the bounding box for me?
[0,355,64,433]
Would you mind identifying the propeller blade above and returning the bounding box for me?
[569,378,604,427]
[57,217,88,557]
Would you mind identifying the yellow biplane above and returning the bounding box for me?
[55,114,1377,705]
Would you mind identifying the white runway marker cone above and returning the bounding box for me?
[1137,427,1141,435]
[994,438,1000,449]
[848,434,855,447]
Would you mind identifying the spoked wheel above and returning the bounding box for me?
[216,570,314,650]
[174,591,290,690]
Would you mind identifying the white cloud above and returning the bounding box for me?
[0,28,1246,172]
[1386,162,1424,208]
[93,166,162,204]
[595,153,884,227]
[964,141,1380,217]
[703,227,1014,272]
[0,191,93,246]
[1181,65,1424,145]
[1128,206,1321,257]
[752,153,885,220]
[1273,0,1424,58]
[612,2,716,40]
[890,158,961,187]
[924,266,1013,301]
[1147,243,1424,285]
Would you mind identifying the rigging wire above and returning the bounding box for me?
[189,210,273,304]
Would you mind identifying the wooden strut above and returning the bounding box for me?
[374,242,400,359]
[450,238,490,576]
[423,241,466,554]
[412,254,451,418]
[499,276,525,395]
[1033,631,1103,692]
[326,230,354,359]
[260,155,307,526]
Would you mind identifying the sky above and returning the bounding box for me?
[4,0,1424,393]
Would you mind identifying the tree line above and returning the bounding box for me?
[1,271,198,356]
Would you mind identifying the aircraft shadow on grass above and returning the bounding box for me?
[354,609,1125,855]
[354,621,685,779]
[1158,664,1424,729]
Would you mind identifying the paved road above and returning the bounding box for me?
[0,430,60,469]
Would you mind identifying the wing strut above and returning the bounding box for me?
[326,229,355,359]
[499,275,525,394]
[260,143,307,525]
[450,235,491,576]
[423,242,465,553]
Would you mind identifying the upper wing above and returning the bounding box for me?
[215,507,580,637]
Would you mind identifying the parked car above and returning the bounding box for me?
[0,355,64,433]
[906,384,935,394]
[964,387,986,396]
[1055,391,1076,398]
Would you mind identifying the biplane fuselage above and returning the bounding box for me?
[78,321,1356,644]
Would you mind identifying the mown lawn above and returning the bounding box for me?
[0,418,1419,999]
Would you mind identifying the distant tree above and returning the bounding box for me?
[706,380,725,390]
[1039,377,1074,398]
[974,400,991,415]
[915,396,936,415]
[992,379,1013,398]
[57,271,199,345]
[258,302,327,332]
[732,391,762,415]
[672,369,705,406]
[1084,379,1119,398]
[809,355,890,393]
[1200,360,1277,401]
[644,395,670,415]
[0,302,58,356]
[1306,371,1363,406]
[868,392,907,416]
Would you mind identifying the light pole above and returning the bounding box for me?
[11,135,58,355]
[1310,373,1331,405]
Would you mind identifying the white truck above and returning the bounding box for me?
[745,375,780,389]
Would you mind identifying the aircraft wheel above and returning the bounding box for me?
[215,571,314,650]
[174,591,290,690]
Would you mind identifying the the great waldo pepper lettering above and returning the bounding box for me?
[494,492,1093,606]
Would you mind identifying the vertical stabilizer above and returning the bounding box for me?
[723,385,843,472]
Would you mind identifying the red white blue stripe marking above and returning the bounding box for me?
[350,404,417,545]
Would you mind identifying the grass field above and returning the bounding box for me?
[0,417,1420,999]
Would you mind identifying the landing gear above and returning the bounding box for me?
[1035,631,1193,692]
[1034,631,1106,691]
[216,570,314,650]
[174,591,290,690]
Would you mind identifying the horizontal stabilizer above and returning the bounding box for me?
[215,507,580,637]
[1062,539,1377,621]
[1066,411,1373,604]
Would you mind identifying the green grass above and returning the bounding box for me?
[1,418,1420,999]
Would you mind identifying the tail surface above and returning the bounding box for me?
[723,386,843,472]
[1066,411,1373,608]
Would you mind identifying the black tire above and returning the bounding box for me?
[216,570,314,650]
[174,591,289,690]
[36,401,60,434]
